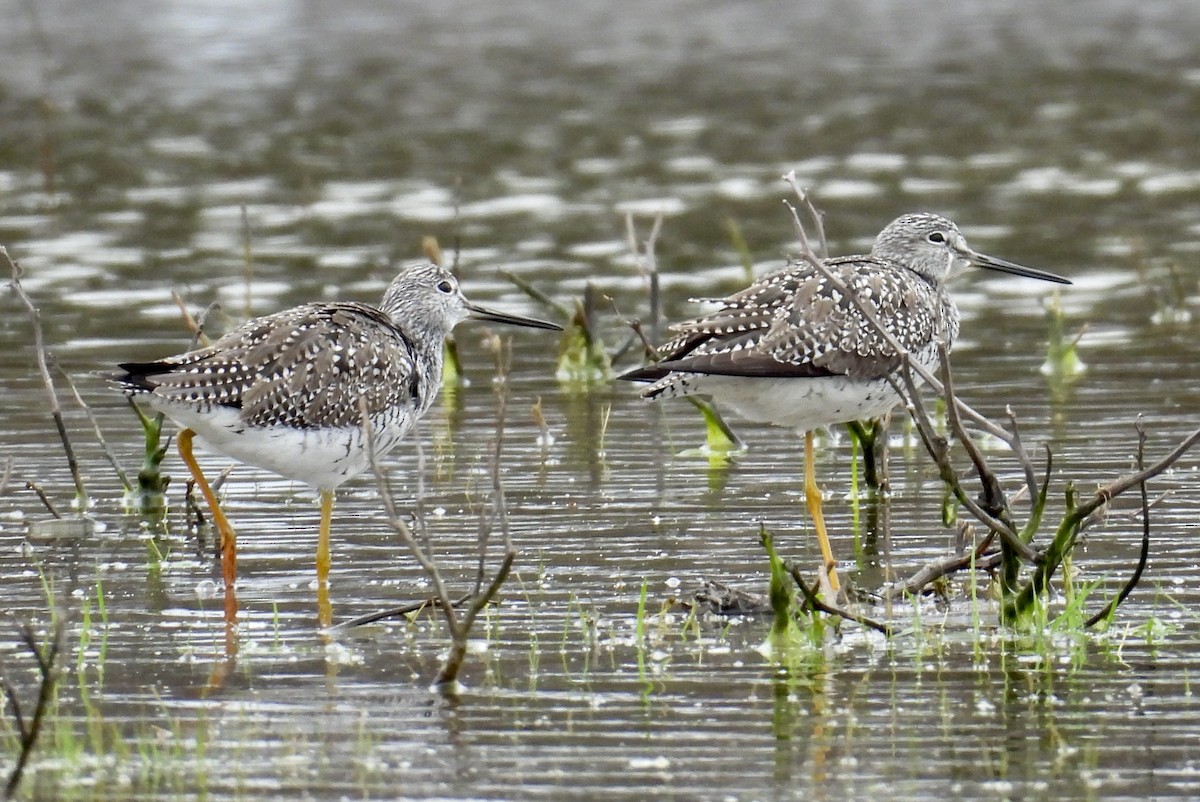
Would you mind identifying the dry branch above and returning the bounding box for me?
[2,621,63,800]
[5,247,86,504]
[360,335,519,690]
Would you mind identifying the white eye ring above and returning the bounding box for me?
[927,232,947,244]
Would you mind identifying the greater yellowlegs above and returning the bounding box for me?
[115,261,561,622]
[621,213,1070,593]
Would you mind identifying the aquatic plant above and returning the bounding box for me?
[845,419,886,491]
[775,179,1198,630]
[555,287,613,386]
[1040,289,1087,381]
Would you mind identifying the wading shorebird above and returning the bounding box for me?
[620,213,1070,593]
[115,261,561,622]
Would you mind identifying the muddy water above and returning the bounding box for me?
[2,2,1200,800]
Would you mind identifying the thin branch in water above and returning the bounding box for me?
[889,365,1037,564]
[1005,406,1041,516]
[55,362,132,492]
[608,297,662,361]
[170,291,219,348]
[501,270,572,318]
[937,342,1008,519]
[334,593,471,630]
[625,212,664,341]
[240,205,254,321]
[2,620,64,800]
[1071,426,1199,523]
[361,396,461,636]
[24,481,61,519]
[785,561,893,636]
[6,247,87,505]
[1085,421,1152,628]
[1009,424,1200,619]
[883,528,1001,600]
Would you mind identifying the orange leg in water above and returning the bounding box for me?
[804,430,841,594]
[178,428,239,623]
[316,489,334,628]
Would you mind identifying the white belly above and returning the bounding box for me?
[682,342,940,434]
[696,374,904,434]
[150,400,410,491]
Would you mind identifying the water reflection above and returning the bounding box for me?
[3,0,1200,799]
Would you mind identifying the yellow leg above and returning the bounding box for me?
[316,489,334,628]
[804,430,841,593]
[178,428,239,623]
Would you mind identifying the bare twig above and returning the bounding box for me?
[501,270,572,318]
[56,363,132,492]
[2,620,63,800]
[938,342,1007,518]
[625,213,664,341]
[785,561,893,636]
[1009,425,1200,619]
[170,291,218,347]
[1085,422,1152,628]
[240,205,254,321]
[883,530,1001,600]
[434,336,518,687]
[1005,407,1041,515]
[890,364,1038,564]
[450,175,463,273]
[6,247,86,504]
[363,397,460,634]
[1072,427,1199,522]
[360,335,519,689]
[24,481,61,519]
[335,593,471,629]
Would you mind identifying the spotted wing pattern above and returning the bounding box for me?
[116,303,432,429]
[626,257,958,398]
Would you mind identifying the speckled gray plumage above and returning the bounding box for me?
[622,213,1066,410]
[638,256,958,397]
[116,263,463,431]
[112,261,567,489]
[118,302,435,428]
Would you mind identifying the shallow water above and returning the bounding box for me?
[2,1,1200,800]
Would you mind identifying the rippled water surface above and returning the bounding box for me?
[2,2,1200,800]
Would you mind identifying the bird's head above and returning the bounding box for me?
[872,213,1070,287]
[380,262,561,339]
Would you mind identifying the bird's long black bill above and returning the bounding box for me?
[466,301,563,331]
[971,253,1072,285]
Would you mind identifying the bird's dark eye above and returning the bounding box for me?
[928,232,946,244]
[436,280,454,293]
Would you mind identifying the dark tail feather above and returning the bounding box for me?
[615,364,669,383]
[110,361,172,393]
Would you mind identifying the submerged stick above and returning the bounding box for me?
[57,363,132,492]
[434,335,518,688]
[625,212,664,342]
[335,593,471,629]
[1007,425,1200,620]
[1,620,63,800]
[5,247,87,505]
[1085,423,1152,628]
[785,561,893,636]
